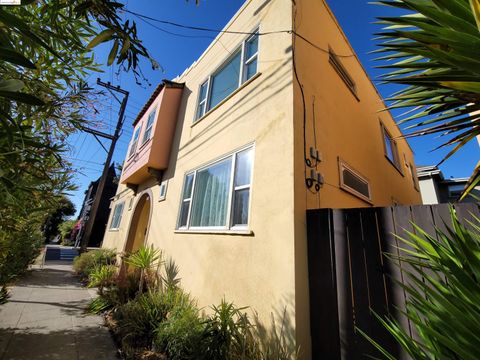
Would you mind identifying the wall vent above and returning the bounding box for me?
[339,159,371,202]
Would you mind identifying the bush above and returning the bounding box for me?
[115,289,194,354]
[0,221,43,290]
[73,248,116,280]
[199,300,259,360]
[154,295,204,360]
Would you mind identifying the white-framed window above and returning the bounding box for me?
[339,159,372,203]
[141,108,157,145]
[109,202,125,230]
[177,145,254,230]
[128,124,142,158]
[381,123,401,171]
[159,180,168,201]
[195,31,259,121]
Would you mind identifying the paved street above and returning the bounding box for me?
[0,262,117,360]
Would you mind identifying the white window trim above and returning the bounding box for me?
[141,107,157,145]
[109,202,125,230]
[177,143,255,231]
[380,122,402,174]
[194,29,259,122]
[159,180,168,202]
[128,124,143,159]
[338,158,372,204]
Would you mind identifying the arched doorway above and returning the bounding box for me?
[124,191,152,254]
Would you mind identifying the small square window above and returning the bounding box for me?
[109,202,125,230]
[159,180,168,201]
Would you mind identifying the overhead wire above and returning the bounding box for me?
[125,9,356,58]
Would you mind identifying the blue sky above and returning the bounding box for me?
[67,0,479,216]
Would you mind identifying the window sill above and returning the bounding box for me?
[139,137,152,151]
[174,229,254,236]
[191,72,262,128]
[108,228,120,232]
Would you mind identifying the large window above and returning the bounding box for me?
[178,146,254,230]
[128,125,142,158]
[381,123,401,171]
[110,202,125,230]
[195,31,259,121]
[142,108,157,145]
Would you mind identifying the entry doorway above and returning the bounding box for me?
[124,192,152,254]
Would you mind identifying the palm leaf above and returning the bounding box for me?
[374,0,480,198]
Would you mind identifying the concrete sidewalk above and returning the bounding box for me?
[0,262,117,360]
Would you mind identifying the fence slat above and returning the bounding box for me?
[454,203,480,231]
[359,208,400,358]
[332,209,355,360]
[306,203,479,360]
[306,209,341,359]
[344,209,373,357]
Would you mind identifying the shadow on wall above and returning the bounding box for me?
[253,292,298,357]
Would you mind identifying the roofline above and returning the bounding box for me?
[132,80,185,127]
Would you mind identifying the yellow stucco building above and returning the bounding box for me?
[102,0,422,358]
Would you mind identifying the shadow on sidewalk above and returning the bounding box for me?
[0,326,117,359]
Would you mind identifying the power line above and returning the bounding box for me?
[125,9,355,57]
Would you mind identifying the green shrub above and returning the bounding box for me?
[124,246,163,293]
[154,295,203,360]
[199,300,259,360]
[73,248,116,280]
[0,221,43,289]
[115,289,192,352]
[87,296,112,314]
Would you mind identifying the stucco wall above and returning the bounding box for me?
[291,0,423,357]
[103,0,298,354]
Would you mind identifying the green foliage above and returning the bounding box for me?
[115,289,193,353]
[125,246,163,293]
[58,219,76,243]
[87,296,112,314]
[199,300,259,360]
[0,1,155,299]
[0,210,43,289]
[88,264,117,293]
[373,0,480,196]
[73,248,116,280]
[42,197,76,242]
[366,208,480,359]
[154,301,204,360]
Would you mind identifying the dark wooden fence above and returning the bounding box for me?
[306,203,480,359]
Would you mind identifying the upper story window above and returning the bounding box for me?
[195,31,259,122]
[142,108,157,145]
[109,202,125,230]
[177,146,254,230]
[381,123,401,171]
[128,124,142,158]
[329,47,357,98]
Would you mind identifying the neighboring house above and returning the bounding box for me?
[102,0,422,357]
[75,164,117,248]
[417,165,480,204]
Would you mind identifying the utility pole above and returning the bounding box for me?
[79,79,129,252]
